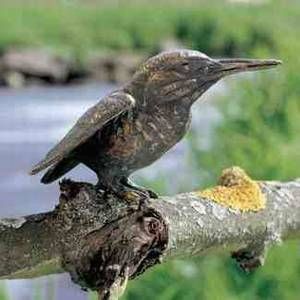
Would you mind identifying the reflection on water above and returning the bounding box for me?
[0,82,222,300]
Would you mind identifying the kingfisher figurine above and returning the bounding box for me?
[30,50,281,199]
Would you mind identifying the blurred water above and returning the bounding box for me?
[0,82,222,300]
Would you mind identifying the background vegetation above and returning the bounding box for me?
[0,0,299,299]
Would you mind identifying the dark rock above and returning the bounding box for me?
[2,71,26,89]
[87,53,146,83]
[0,49,149,87]
[1,48,72,84]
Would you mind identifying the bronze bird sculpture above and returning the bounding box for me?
[30,50,281,199]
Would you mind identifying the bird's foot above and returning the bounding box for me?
[97,185,151,210]
[121,178,159,199]
[96,178,157,210]
[120,190,150,210]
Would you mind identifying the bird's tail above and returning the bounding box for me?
[41,158,79,184]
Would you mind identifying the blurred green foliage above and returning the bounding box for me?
[0,0,299,299]
[0,0,295,59]
[0,283,7,300]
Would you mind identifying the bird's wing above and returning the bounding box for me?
[29,91,136,175]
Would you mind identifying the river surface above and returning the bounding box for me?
[0,82,222,299]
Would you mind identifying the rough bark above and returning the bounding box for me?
[0,172,299,299]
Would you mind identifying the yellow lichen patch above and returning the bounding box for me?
[195,166,266,212]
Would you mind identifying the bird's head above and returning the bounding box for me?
[129,49,281,106]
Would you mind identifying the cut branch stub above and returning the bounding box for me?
[62,203,168,299]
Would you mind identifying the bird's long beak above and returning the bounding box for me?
[215,58,282,76]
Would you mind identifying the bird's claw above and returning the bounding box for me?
[120,190,151,210]
[96,180,157,210]
[146,189,159,199]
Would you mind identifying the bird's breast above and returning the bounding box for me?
[102,105,191,171]
[137,109,190,149]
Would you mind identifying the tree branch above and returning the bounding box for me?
[0,211,63,279]
[0,168,299,298]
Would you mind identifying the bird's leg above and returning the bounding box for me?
[121,177,158,199]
